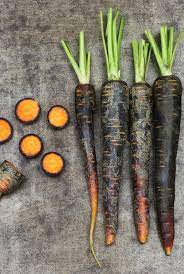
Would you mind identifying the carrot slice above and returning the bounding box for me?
[19,134,43,159]
[15,98,41,124]
[48,105,69,129]
[0,118,13,144]
[41,152,64,176]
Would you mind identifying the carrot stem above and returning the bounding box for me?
[132,39,151,83]
[61,32,90,84]
[100,8,125,80]
[145,25,183,76]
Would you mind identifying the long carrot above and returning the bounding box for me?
[61,32,101,267]
[130,40,152,244]
[145,25,183,255]
[100,8,129,245]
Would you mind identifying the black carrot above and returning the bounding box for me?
[61,32,101,267]
[145,25,183,255]
[100,8,129,245]
[130,40,152,243]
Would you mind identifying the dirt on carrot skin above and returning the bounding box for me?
[101,80,129,245]
[130,82,152,244]
[153,75,182,254]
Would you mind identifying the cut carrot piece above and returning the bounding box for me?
[15,98,41,124]
[0,160,25,196]
[41,152,64,176]
[19,134,43,159]
[0,118,13,144]
[48,105,69,129]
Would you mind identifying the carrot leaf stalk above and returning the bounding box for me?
[100,8,125,80]
[145,25,183,76]
[61,31,91,84]
[132,39,151,83]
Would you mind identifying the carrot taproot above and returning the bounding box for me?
[100,8,129,245]
[19,134,43,159]
[61,32,101,267]
[41,152,64,176]
[145,25,183,255]
[0,118,13,144]
[130,40,152,244]
[15,98,41,124]
[48,105,69,129]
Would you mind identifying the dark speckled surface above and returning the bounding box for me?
[0,0,184,273]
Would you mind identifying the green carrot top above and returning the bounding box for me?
[100,8,125,81]
[61,31,91,84]
[132,39,151,83]
[145,25,183,76]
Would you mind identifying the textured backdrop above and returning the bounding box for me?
[0,0,184,273]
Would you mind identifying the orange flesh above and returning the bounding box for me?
[42,153,64,174]
[16,99,40,122]
[0,119,12,142]
[20,135,42,157]
[106,229,115,246]
[48,106,68,128]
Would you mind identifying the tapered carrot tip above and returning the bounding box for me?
[106,229,115,246]
[165,246,172,256]
[90,239,101,268]
[138,233,148,244]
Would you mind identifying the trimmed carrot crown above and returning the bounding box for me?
[100,8,125,81]
[61,32,91,84]
[145,25,183,76]
[132,39,151,83]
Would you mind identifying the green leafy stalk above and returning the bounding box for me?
[132,39,151,83]
[145,25,183,76]
[61,31,91,84]
[100,8,125,80]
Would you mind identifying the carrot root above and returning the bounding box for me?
[130,83,152,245]
[153,75,182,256]
[101,80,129,245]
[75,84,100,266]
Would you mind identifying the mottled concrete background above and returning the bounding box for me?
[0,0,184,273]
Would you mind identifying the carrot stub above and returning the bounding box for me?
[19,134,43,159]
[15,98,41,124]
[48,105,69,129]
[41,152,64,176]
[0,118,13,144]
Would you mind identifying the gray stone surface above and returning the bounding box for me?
[0,0,184,273]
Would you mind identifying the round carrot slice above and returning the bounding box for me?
[41,152,64,176]
[15,98,41,124]
[0,118,13,144]
[48,105,69,129]
[19,134,43,159]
